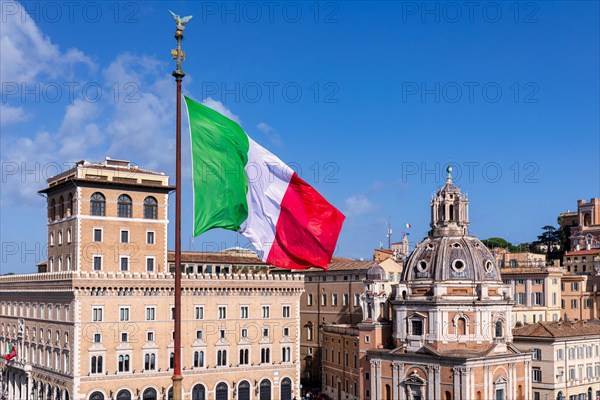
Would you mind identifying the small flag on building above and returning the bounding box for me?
[185,96,345,270]
[405,223,412,228]
[5,345,16,361]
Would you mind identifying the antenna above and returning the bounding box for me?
[386,219,392,250]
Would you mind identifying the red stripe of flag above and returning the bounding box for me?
[266,173,345,270]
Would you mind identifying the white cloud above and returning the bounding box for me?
[344,194,376,217]
[202,97,241,124]
[257,122,283,147]
[0,105,29,127]
[0,3,96,84]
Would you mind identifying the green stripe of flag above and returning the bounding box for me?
[185,96,250,236]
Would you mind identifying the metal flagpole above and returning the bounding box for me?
[169,10,192,400]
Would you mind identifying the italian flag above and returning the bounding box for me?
[5,345,16,361]
[185,96,345,270]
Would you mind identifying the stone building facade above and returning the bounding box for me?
[0,158,303,400]
[513,320,600,400]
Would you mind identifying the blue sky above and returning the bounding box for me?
[1,1,599,274]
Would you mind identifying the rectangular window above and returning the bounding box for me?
[93,255,102,271]
[556,348,563,360]
[552,292,557,306]
[120,230,129,243]
[219,329,225,339]
[146,307,155,321]
[283,327,289,336]
[146,257,155,272]
[263,328,269,338]
[147,331,154,342]
[146,231,155,245]
[195,306,204,320]
[343,294,349,306]
[92,307,103,321]
[307,294,313,306]
[571,299,578,309]
[218,306,227,319]
[321,294,327,306]
[533,292,543,305]
[572,282,579,291]
[532,348,542,360]
[93,228,102,242]
[121,332,128,343]
[354,293,360,306]
[93,333,101,343]
[262,306,270,318]
[282,305,290,318]
[332,294,338,306]
[120,256,129,272]
[196,330,203,340]
[532,368,542,382]
[119,307,130,322]
[240,306,249,319]
[411,320,423,336]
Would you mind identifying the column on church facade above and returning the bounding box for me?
[453,366,460,400]
[525,279,532,307]
[392,362,399,400]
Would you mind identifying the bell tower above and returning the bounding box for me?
[430,165,469,237]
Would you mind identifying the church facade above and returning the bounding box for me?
[364,167,532,400]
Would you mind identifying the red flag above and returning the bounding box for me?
[5,345,16,361]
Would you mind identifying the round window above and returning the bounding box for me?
[416,260,428,272]
[484,260,494,273]
[452,259,466,272]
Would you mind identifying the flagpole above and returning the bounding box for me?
[169,10,191,400]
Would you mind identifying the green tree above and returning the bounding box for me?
[537,225,561,260]
[482,237,513,249]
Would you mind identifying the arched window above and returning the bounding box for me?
[495,320,503,338]
[89,392,104,400]
[449,204,454,221]
[194,351,205,368]
[238,381,250,400]
[142,388,157,400]
[457,317,466,336]
[116,390,131,400]
[144,353,156,370]
[68,193,74,216]
[58,196,65,219]
[259,379,271,400]
[50,199,56,220]
[306,324,314,341]
[215,383,228,400]
[91,355,102,373]
[170,352,174,369]
[556,392,564,400]
[280,378,292,400]
[583,213,591,226]
[118,194,132,218]
[217,350,227,366]
[192,384,206,400]
[90,193,106,216]
[144,196,158,219]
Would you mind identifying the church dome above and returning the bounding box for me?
[366,264,387,281]
[401,235,500,282]
[401,165,500,283]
